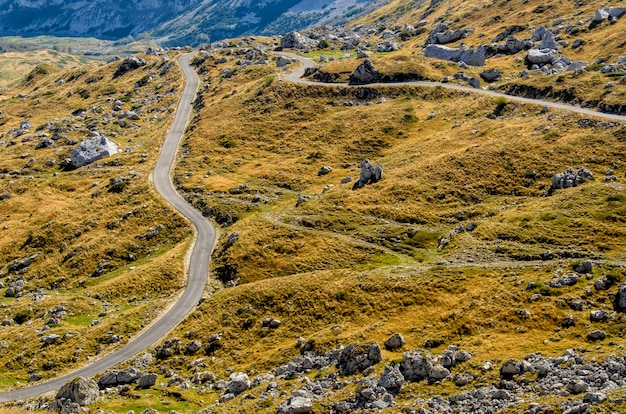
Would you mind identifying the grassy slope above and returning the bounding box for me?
[109,31,623,412]
[0,53,193,387]
[0,0,625,412]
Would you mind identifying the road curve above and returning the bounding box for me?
[0,53,216,402]
[277,52,626,122]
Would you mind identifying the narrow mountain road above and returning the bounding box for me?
[0,53,216,403]
[277,52,626,122]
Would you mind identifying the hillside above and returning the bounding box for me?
[0,0,625,412]
[0,51,193,389]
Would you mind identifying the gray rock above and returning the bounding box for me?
[583,391,607,404]
[36,139,54,149]
[116,367,142,384]
[55,377,99,406]
[384,333,405,351]
[227,372,251,395]
[424,44,486,66]
[480,69,501,82]
[349,59,381,85]
[590,310,607,322]
[376,41,399,52]
[280,32,318,50]
[567,380,589,394]
[550,168,593,192]
[354,158,383,189]
[501,359,523,376]
[467,77,481,88]
[400,349,433,381]
[429,364,450,382]
[540,32,558,50]
[318,166,333,176]
[616,282,626,311]
[527,49,555,64]
[434,29,472,45]
[276,56,293,67]
[186,340,202,354]
[296,194,309,207]
[492,389,512,400]
[278,396,313,414]
[377,364,405,391]
[70,134,119,168]
[113,57,147,78]
[594,9,609,22]
[575,260,592,274]
[337,341,382,375]
[41,334,61,345]
[566,61,587,72]
[7,254,37,272]
[137,373,157,389]
[587,330,606,341]
[572,39,585,49]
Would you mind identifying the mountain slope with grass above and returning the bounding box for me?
[0,0,625,412]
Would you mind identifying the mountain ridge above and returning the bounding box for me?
[0,0,383,45]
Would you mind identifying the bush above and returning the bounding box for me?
[219,139,237,148]
[14,309,32,324]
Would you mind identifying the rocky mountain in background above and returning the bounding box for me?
[0,0,382,46]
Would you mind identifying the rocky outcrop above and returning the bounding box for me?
[527,49,556,65]
[615,282,626,312]
[550,168,593,193]
[424,44,485,66]
[349,59,381,85]
[113,56,147,78]
[70,133,120,168]
[337,342,382,375]
[353,159,383,189]
[226,372,251,395]
[384,333,405,351]
[280,32,318,50]
[480,69,501,82]
[278,396,313,414]
[50,377,99,412]
[97,367,143,389]
[376,41,399,52]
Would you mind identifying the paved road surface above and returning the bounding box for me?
[277,52,626,122]
[0,53,216,403]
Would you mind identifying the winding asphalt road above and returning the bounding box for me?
[0,53,216,402]
[277,52,626,122]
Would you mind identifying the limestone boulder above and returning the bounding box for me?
[70,133,119,168]
[349,59,381,85]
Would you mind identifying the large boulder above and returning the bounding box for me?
[280,32,318,50]
[337,342,382,375]
[527,49,555,64]
[353,159,383,189]
[434,29,472,45]
[423,44,485,66]
[137,373,158,389]
[349,59,381,85]
[480,69,502,82]
[55,377,99,406]
[113,56,147,78]
[377,364,405,392]
[615,282,626,312]
[550,168,593,192]
[540,32,558,50]
[227,372,251,395]
[399,349,433,381]
[70,133,120,168]
[278,396,313,414]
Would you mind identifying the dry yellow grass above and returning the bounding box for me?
[0,52,194,387]
[0,0,625,411]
